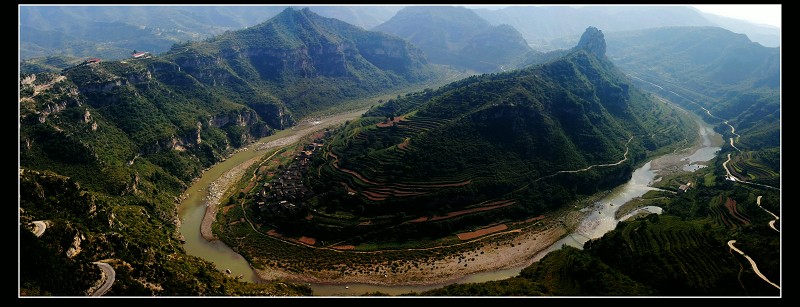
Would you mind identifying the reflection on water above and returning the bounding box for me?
[680,125,721,173]
[685,147,720,164]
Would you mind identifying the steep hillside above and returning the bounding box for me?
[373,6,534,73]
[18,7,447,296]
[255,27,694,245]
[421,180,781,296]
[19,169,312,296]
[605,26,779,185]
[164,7,437,118]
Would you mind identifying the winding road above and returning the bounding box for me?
[755,195,780,232]
[557,136,634,173]
[722,153,737,182]
[628,74,779,191]
[28,220,116,296]
[727,240,780,290]
[90,262,115,296]
[724,120,741,152]
[532,136,633,183]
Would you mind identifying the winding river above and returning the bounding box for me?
[178,104,724,296]
[177,109,367,284]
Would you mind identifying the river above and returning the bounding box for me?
[177,107,724,296]
[177,108,367,284]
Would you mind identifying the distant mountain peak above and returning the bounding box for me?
[575,26,607,57]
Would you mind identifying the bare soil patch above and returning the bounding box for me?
[376,115,406,128]
[457,224,508,240]
[299,236,317,246]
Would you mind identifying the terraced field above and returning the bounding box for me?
[320,114,485,203]
[708,194,752,229]
[588,216,743,294]
[727,151,779,184]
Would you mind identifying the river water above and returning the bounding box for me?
[178,110,724,296]
[177,109,366,284]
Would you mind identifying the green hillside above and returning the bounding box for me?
[18,7,450,296]
[252,27,694,246]
[606,26,780,185]
[422,182,781,296]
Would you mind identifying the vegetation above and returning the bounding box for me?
[20,6,403,61]
[19,170,311,296]
[252,37,694,246]
[19,7,780,297]
[19,7,452,296]
[214,30,699,286]
[605,26,779,187]
[420,147,780,296]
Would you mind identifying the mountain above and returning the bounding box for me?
[305,5,403,29]
[698,12,780,47]
[474,6,713,51]
[19,5,404,60]
[19,5,780,61]
[605,26,779,185]
[167,7,437,119]
[473,5,779,50]
[20,5,276,60]
[418,29,781,298]
[18,7,446,296]
[259,27,694,245]
[373,6,534,73]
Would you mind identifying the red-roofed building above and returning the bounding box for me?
[132,52,148,58]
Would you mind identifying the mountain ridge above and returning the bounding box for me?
[18,7,449,296]
[253,27,694,246]
[373,6,534,73]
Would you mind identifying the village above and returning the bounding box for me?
[255,140,324,218]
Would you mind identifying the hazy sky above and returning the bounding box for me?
[692,5,780,28]
[464,5,781,29]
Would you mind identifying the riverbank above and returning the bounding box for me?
[196,101,714,292]
[651,121,722,175]
[204,120,641,288]
[201,134,589,288]
[197,112,365,241]
[253,210,586,288]
[200,154,262,241]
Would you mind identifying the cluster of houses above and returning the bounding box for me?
[256,141,324,216]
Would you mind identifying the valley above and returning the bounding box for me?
[19,5,780,297]
[187,87,729,295]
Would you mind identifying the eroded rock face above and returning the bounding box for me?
[66,232,84,258]
[575,26,607,58]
